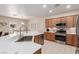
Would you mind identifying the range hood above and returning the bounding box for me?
[56,23,66,26]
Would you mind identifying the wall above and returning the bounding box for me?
[0,16,29,33]
[28,18,45,33]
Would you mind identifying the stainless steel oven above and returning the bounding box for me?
[55,33,66,42]
[55,29,66,42]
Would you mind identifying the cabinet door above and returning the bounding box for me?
[60,17,66,23]
[48,19,53,28]
[45,19,49,28]
[66,34,77,46]
[66,34,74,45]
[45,32,51,40]
[72,35,77,46]
[44,32,55,41]
[66,34,73,45]
[55,18,61,24]
[73,15,77,27]
[34,35,39,44]
[45,19,52,28]
[50,33,55,41]
[52,18,56,27]
[66,16,76,28]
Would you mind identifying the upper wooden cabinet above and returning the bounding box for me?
[60,17,66,23]
[45,19,49,28]
[55,18,61,24]
[52,18,57,27]
[66,15,76,28]
[45,19,53,28]
[45,15,77,28]
[45,18,61,28]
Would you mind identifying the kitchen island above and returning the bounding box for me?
[0,31,43,54]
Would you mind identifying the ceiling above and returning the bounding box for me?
[0,4,79,19]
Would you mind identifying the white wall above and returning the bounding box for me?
[28,18,45,32]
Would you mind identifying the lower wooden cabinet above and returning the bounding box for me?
[66,34,77,46]
[34,34,44,45]
[34,35,39,44]
[33,48,41,54]
[44,32,77,46]
[44,32,55,41]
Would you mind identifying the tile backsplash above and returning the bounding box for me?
[45,27,76,34]
[66,27,76,34]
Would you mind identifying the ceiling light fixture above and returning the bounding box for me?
[67,5,71,8]
[21,22,24,25]
[49,10,52,13]
[43,5,47,8]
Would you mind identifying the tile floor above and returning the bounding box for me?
[42,40,76,54]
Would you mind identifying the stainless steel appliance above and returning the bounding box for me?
[55,22,66,43]
[55,30,66,42]
[75,16,79,54]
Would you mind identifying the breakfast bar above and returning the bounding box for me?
[0,31,43,54]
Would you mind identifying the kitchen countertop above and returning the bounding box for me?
[45,28,76,35]
[21,31,44,36]
[66,32,76,35]
[0,31,42,54]
[0,41,42,54]
[45,31,76,35]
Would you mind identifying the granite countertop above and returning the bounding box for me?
[0,31,42,54]
[21,31,43,36]
[0,41,42,54]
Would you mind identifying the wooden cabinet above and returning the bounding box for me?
[60,17,66,23]
[73,15,77,27]
[45,19,52,28]
[34,35,44,45]
[44,32,55,41]
[45,19,49,28]
[45,18,60,28]
[34,35,39,44]
[34,48,41,54]
[66,34,77,46]
[45,15,77,28]
[55,18,61,24]
[52,18,57,27]
[66,16,76,28]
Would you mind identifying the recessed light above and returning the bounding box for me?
[21,22,24,25]
[49,10,52,13]
[43,5,47,8]
[67,5,71,8]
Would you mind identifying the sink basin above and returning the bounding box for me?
[16,36,33,42]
